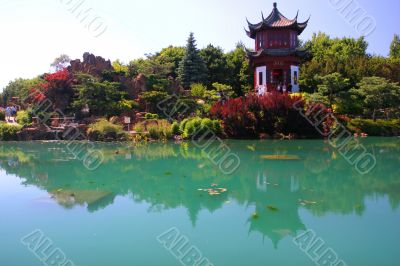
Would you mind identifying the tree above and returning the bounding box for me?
[44,69,73,112]
[1,78,41,106]
[130,56,173,91]
[353,77,400,121]
[51,54,71,72]
[178,33,208,89]
[199,44,228,86]
[72,74,129,117]
[212,83,236,98]
[156,46,185,79]
[316,73,350,108]
[225,43,253,96]
[300,33,369,91]
[112,60,129,74]
[389,34,400,59]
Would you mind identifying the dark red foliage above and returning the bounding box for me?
[44,69,73,111]
[44,69,71,91]
[45,68,70,82]
[28,88,46,103]
[211,92,333,138]
[26,69,73,111]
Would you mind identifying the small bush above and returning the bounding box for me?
[179,118,190,134]
[145,113,159,120]
[0,122,22,141]
[134,123,146,134]
[0,111,5,121]
[172,121,180,135]
[190,83,206,98]
[134,120,173,140]
[87,119,129,141]
[16,110,32,126]
[347,119,400,136]
[180,117,223,139]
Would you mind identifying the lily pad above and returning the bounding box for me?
[247,145,256,152]
[299,199,317,206]
[267,205,279,211]
[260,155,301,160]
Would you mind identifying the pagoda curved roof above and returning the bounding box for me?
[246,2,310,39]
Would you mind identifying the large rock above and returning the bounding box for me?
[68,52,113,77]
[130,74,147,98]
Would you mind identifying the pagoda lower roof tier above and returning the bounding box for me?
[246,48,309,59]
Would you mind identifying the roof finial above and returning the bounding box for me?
[273,2,277,9]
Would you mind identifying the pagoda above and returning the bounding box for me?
[245,2,309,93]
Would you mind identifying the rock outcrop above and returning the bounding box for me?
[68,52,113,77]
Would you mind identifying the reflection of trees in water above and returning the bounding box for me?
[0,139,399,246]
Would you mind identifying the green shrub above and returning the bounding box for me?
[134,120,173,140]
[172,121,180,135]
[190,83,206,98]
[148,125,161,139]
[179,118,189,133]
[87,119,129,141]
[147,120,173,140]
[134,123,146,134]
[0,111,5,121]
[212,120,223,135]
[117,99,139,113]
[145,113,159,120]
[347,119,400,136]
[180,117,223,139]
[16,110,32,126]
[0,122,22,141]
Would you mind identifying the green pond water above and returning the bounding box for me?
[0,138,399,266]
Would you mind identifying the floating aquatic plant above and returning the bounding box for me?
[197,187,228,196]
[260,155,301,160]
[247,145,256,152]
[267,205,278,211]
[299,199,317,206]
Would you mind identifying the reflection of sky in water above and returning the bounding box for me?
[0,139,399,266]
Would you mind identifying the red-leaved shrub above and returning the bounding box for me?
[211,92,334,138]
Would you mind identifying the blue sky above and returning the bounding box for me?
[0,0,398,90]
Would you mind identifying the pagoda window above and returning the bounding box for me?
[290,32,297,48]
[258,72,264,85]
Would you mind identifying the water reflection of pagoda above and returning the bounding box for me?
[249,171,305,248]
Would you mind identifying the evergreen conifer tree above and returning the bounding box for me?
[178,33,208,88]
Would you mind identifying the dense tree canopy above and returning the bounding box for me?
[72,74,132,117]
[352,77,400,120]
[225,43,253,96]
[199,44,229,86]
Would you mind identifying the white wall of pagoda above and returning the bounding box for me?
[290,65,300,93]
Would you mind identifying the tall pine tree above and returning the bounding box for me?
[390,34,400,59]
[178,33,208,89]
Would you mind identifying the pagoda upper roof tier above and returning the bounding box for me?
[246,2,310,39]
[245,47,309,59]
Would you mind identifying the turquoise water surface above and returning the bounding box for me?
[0,138,399,266]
